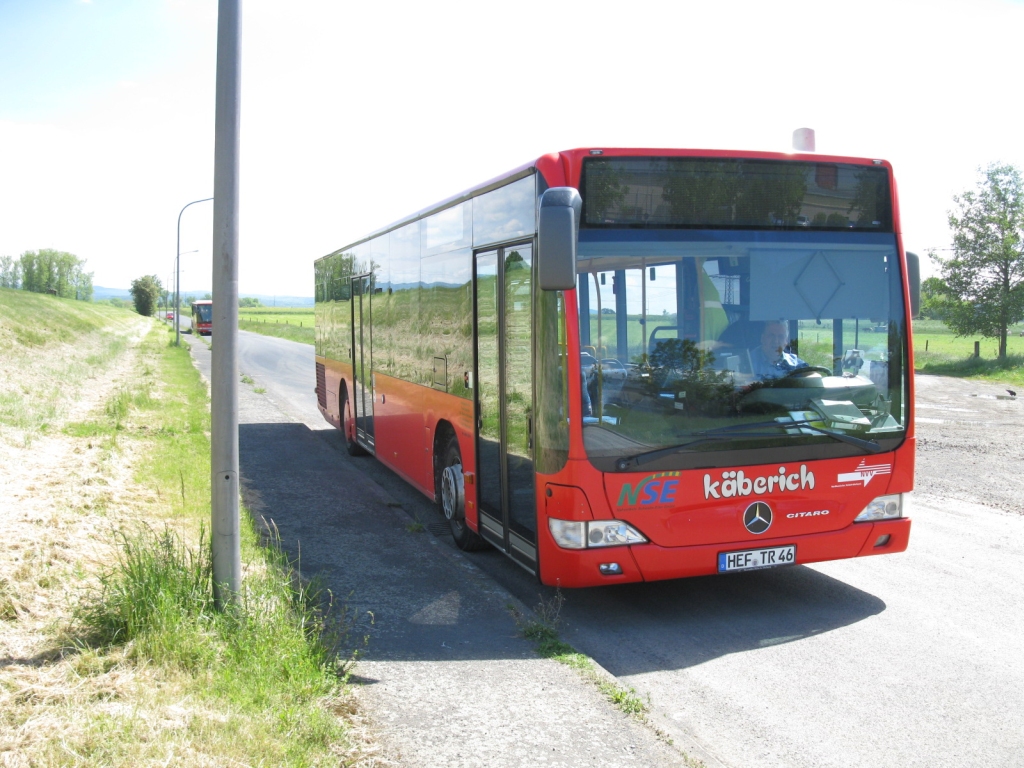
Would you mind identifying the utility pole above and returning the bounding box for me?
[211,0,242,607]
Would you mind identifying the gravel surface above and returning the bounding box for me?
[915,374,1023,514]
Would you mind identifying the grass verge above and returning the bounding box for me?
[1,320,373,765]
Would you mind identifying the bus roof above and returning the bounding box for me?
[319,147,894,261]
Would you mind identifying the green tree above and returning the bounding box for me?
[239,296,262,308]
[0,255,20,289]
[130,275,163,317]
[15,249,92,299]
[919,272,953,320]
[938,164,1024,359]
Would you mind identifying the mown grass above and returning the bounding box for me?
[6,322,365,765]
[239,306,315,345]
[913,319,1024,387]
[0,288,139,442]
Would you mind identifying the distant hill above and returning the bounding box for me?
[242,294,313,308]
[93,286,132,300]
[92,286,312,308]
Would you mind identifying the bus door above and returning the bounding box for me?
[351,274,375,450]
[474,243,537,572]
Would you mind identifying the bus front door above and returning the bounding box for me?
[474,244,537,572]
[351,274,374,450]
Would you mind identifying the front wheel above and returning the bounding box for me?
[439,435,488,551]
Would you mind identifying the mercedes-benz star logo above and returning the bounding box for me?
[743,502,773,534]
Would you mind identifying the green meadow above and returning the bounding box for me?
[238,306,315,344]
[913,318,1024,387]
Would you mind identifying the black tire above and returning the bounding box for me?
[438,434,489,551]
[340,387,367,456]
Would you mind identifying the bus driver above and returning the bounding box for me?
[749,320,807,380]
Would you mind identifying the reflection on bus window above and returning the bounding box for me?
[576,234,906,461]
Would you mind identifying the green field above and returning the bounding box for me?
[913,318,1024,387]
[238,306,314,344]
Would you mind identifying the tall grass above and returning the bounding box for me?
[55,325,361,764]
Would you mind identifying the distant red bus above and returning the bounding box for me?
[315,148,917,587]
[191,299,212,336]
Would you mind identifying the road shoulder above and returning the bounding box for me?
[185,335,699,768]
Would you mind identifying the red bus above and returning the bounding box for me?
[191,299,212,336]
[314,148,917,587]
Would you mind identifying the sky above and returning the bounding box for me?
[1,0,1022,297]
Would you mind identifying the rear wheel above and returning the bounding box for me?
[439,435,488,551]
[340,386,366,456]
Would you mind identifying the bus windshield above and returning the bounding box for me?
[575,229,908,471]
[194,304,212,322]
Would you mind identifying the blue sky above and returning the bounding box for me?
[1,0,1022,296]
[0,1,181,118]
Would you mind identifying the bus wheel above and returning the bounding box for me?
[439,435,488,551]
[340,388,366,457]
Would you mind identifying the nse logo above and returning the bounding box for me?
[617,472,681,507]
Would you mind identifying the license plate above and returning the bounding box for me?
[718,545,796,573]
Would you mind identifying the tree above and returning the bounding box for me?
[938,164,1024,359]
[130,275,163,317]
[14,249,92,300]
[0,255,20,289]
[919,273,953,321]
[239,296,262,308]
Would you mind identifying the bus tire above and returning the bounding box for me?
[439,435,489,552]
[340,386,366,457]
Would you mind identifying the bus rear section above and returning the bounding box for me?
[314,148,915,588]
[191,300,212,335]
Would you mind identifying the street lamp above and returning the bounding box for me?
[176,198,213,345]
[175,250,198,325]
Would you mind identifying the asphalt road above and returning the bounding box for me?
[227,330,1024,768]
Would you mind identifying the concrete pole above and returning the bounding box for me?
[211,0,242,607]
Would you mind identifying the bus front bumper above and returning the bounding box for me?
[631,518,911,583]
[541,518,911,587]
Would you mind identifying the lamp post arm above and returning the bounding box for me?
[176,197,213,345]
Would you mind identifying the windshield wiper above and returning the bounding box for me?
[615,419,882,471]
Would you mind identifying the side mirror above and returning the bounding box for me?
[905,251,920,319]
[538,187,581,291]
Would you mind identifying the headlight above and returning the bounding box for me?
[548,519,648,549]
[854,494,903,522]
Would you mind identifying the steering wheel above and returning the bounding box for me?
[782,366,833,378]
